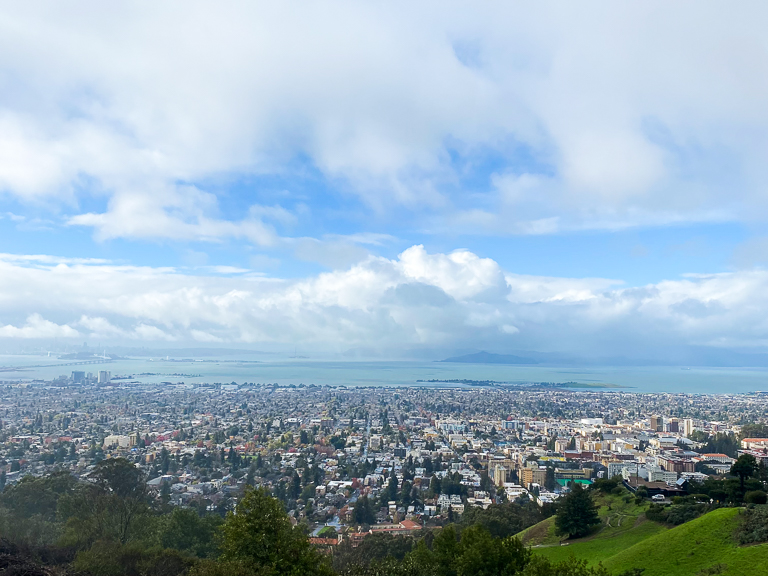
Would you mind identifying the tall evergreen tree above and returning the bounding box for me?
[555,483,600,538]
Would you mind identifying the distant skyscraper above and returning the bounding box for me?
[71,371,85,383]
[98,370,111,383]
[650,415,663,432]
[684,419,695,437]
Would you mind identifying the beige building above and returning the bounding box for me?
[492,465,508,486]
[520,466,547,488]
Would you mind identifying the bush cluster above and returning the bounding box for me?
[734,504,768,545]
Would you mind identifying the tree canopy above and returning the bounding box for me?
[555,483,600,538]
[219,486,333,576]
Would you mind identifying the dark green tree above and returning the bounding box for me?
[555,483,600,538]
[386,468,399,502]
[428,475,442,497]
[453,525,530,576]
[157,507,223,558]
[353,495,376,525]
[289,470,301,499]
[731,454,758,498]
[219,486,333,576]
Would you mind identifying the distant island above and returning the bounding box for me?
[416,378,628,389]
[438,351,538,364]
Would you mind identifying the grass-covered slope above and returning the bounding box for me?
[603,507,768,576]
[517,489,768,575]
[522,491,667,565]
[534,517,666,565]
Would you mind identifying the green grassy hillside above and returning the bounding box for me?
[603,507,768,576]
[517,491,768,575]
[534,517,666,566]
[521,490,667,565]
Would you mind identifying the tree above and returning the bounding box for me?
[160,481,171,506]
[731,454,758,498]
[220,486,333,576]
[0,470,78,522]
[157,507,223,558]
[745,490,767,504]
[400,480,413,508]
[243,464,255,488]
[386,469,399,503]
[317,526,337,538]
[428,475,442,497]
[289,470,301,499]
[555,483,600,538]
[453,525,531,576]
[60,457,149,545]
[332,533,416,573]
[353,495,376,525]
[460,501,545,539]
[432,524,459,576]
[740,424,768,440]
[544,466,556,491]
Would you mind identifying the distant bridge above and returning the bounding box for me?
[0,359,114,372]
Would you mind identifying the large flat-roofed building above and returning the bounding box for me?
[554,467,592,480]
[520,466,547,489]
[741,438,768,450]
[491,465,508,486]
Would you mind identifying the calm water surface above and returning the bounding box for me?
[2,355,768,394]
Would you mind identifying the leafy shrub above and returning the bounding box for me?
[590,476,621,494]
[745,490,767,505]
[460,500,545,539]
[73,540,194,576]
[646,503,710,525]
[735,505,768,544]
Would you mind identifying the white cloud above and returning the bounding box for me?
[132,324,175,341]
[0,314,79,339]
[0,3,766,238]
[1,246,768,357]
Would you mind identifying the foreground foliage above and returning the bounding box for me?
[734,504,768,545]
[3,464,768,575]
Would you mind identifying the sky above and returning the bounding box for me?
[2,2,768,359]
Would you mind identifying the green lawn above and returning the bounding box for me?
[530,490,666,565]
[520,490,651,548]
[603,507,768,576]
[518,490,768,575]
[535,518,667,565]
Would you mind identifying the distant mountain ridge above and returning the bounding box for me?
[439,351,539,364]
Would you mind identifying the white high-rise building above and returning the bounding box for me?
[98,370,111,383]
[683,418,695,437]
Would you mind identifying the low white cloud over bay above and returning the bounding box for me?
[1,247,767,357]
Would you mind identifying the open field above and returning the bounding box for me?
[518,491,768,575]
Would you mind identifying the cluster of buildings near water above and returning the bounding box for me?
[1,375,766,543]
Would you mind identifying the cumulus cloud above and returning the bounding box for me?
[0,247,767,356]
[0,3,766,240]
[0,314,80,339]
